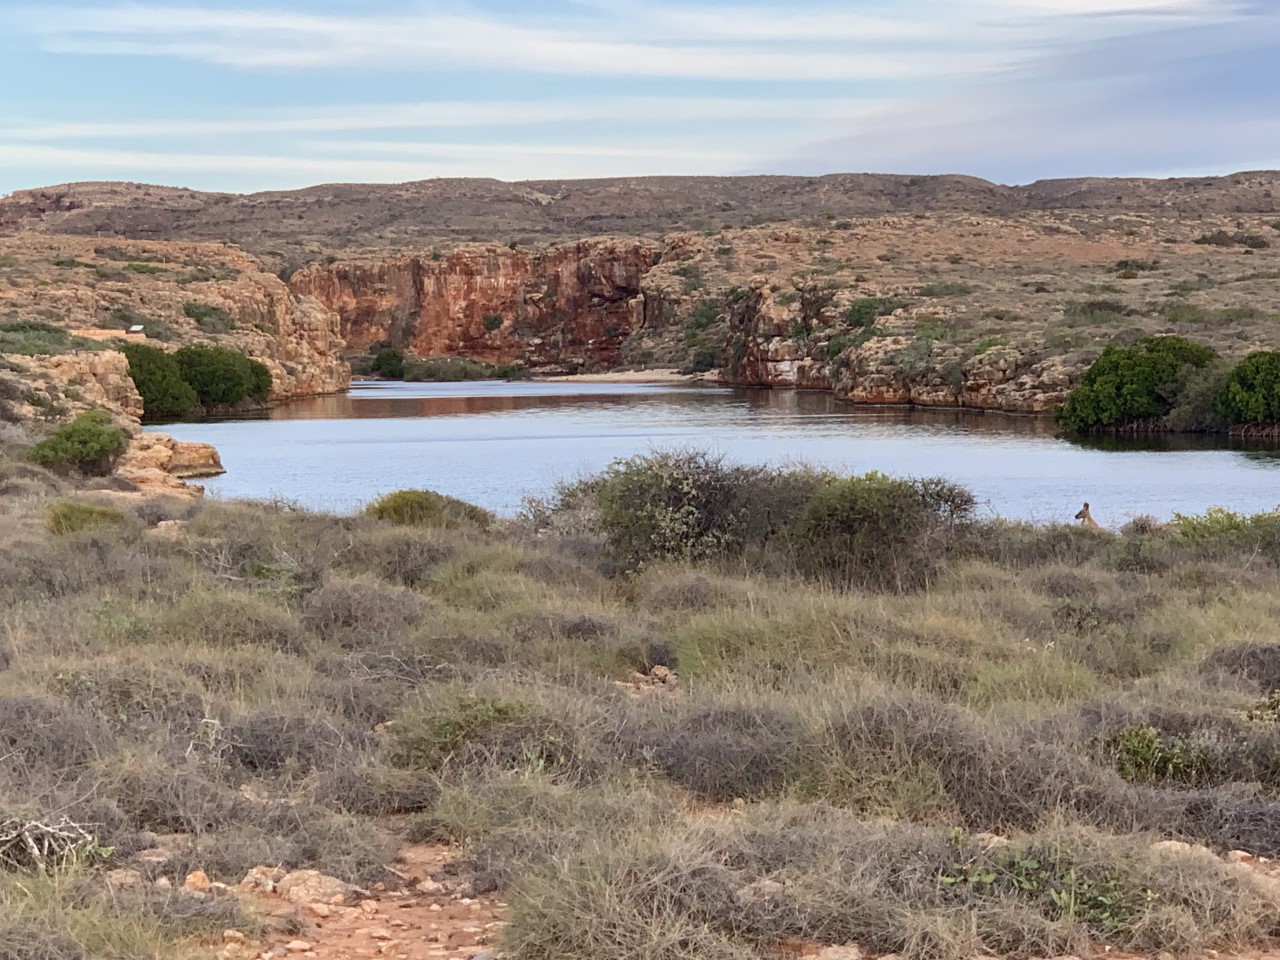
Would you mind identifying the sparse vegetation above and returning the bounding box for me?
[182,301,234,334]
[844,296,907,328]
[404,357,526,381]
[4,448,1280,960]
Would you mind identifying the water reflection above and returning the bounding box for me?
[151,381,1280,522]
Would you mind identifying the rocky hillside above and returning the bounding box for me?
[5,172,1280,418]
[294,209,1280,411]
[0,235,348,493]
[3,171,1278,253]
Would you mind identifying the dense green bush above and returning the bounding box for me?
[119,343,198,418]
[26,410,128,476]
[174,345,272,407]
[370,348,406,379]
[366,489,493,529]
[1055,336,1217,432]
[795,472,975,590]
[1217,350,1280,425]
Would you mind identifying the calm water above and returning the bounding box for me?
[148,381,1280,525]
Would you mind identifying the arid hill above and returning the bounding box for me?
[2,171,1279,252]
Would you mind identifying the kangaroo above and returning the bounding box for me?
[1074,502,1101,530]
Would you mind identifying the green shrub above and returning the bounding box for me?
[45,500,130,535]
[1055,336,1217,432]
[918,282,973,297]
[1171,506,1280,543]
[125,262,166,274]
[174,345,271,406]
[1217,350,1280,425]
[1195,231,1270,250]
[119,343,197,419]
[483,314,504,333]
[795,472,975,590]
[389,695,529,770]
[845,296,906,328]
[370,348,406,379]
[182,301,235,334]
[1102,724,1215,786]
[26,411,128,476]
[366,489,492,530]
[404,357,505,382]
[591,451,752,569]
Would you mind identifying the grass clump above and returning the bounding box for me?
[0,320,88,356]
[366,488,493,530]
[45,500,131,535]
[27,411,128,476]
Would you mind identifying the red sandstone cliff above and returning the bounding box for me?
[292,240,655,372]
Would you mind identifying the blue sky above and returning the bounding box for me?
[0,0,1276,194]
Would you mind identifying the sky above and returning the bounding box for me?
[0,0,1277,195]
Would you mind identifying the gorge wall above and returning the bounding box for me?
[292,240,656,372]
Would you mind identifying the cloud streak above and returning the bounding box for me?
[0,0,1272,192]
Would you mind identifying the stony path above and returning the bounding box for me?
[227,846,506,960]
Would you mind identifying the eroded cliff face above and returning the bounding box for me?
[292,240,655,371]
[723,281,1079,414]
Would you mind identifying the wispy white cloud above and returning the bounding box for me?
[0,97,888,141]
[0,142,744,184]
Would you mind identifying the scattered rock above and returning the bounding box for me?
[284,942,312,954]
[135,846,173,865]
[184,870,212,893]
[304,902,331,918]
[276,869,354,905]
[241,865,288,894]
[1227,849,1255,863]
[223,931,247,944]
[105,868,146,892]
[734,878,786,904]
[813,947,863,960]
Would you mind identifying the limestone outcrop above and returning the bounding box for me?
[292,240,655,371]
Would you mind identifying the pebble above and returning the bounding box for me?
[284,942,312,954]
[223,930,247,944]
[305,902,331,918]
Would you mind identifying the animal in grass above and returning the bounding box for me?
[1074,502,1102,530]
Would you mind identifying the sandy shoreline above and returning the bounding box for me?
[538,368,714,384]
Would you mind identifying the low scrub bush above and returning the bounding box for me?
[844,296,907,328]
[1102,724,1215,786]
[26,411,128,476]
[366,489,492,530]
[370,347,405,379]
[404,357,526,382]
[795,472,975,590]
[182,301,235,334]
